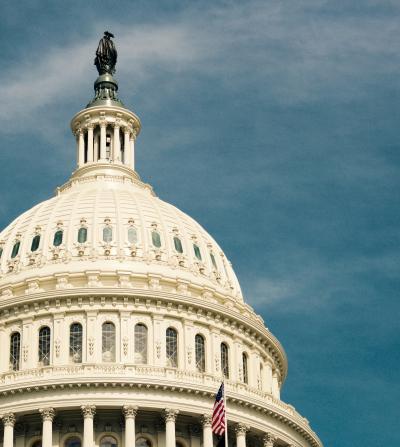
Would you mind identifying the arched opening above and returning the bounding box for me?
[10,332,21,371]
[78,227,88,244]
[53,230,63,247]
[11,241,20,258]
[195,334,205,373]
[38,326,51,366]
[70,323,83,363]
[166,327,178,367]
[136,437,152,447]
[31,234,41,252]
[134,323,148,364]
[242,352,248,384]
[65,437,82,447]
[221,342,229,379]
[100,436,118,447]
[102,322,116,362]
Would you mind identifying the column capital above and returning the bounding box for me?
[262,433,277,447]
[235,423,249,436]
[122,405,138,418]
[2,413,16,427]
[81,404,96,418]
[201,414,212,428]
[164,408,179,422]
[39,408,55,422]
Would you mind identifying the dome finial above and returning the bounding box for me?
[94,31,117,75]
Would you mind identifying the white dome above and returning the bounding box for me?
[0,164,242,301]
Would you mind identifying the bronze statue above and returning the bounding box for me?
[94,31,117,75]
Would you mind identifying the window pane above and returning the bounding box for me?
[0,247,3,259]
[102,322,115,362]
[31,235,41,252]
[39,326,51,366]
[136,438,152,447]
[221,343,229,378]
[65,438,81,447]
[242,353,248,384]
[195,334,205,373]
[128,227,138,244]
[166,328,178,367]
[70,323,83,363]
[10,332,21,371]
[174,237,183,253]
[11,241,20,258]
[134,324,148,364]
[152,231,161,248]
[78,227,88,243]
[103,226,112,243]
[53,230,63,246]
[100,437,118,447]
[193,244,202,260]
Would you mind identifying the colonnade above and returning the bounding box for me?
[76,123,136,170]
[1,407,282,447]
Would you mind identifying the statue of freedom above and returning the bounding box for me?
[94,31,117,75]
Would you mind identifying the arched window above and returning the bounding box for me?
[221,343,229,379]
[32,440,42,447]
[78,227,88,243]
[38,326,51,366]
[31,235,41,252]
[152,230,161,248]
[242,352,248,384]
[259,362,263,390]
[100,436,118,447]
[53,230,63,246]
[166,327,178,367]
[134,323,148,364]
[193,244,202,260]
[173,237,183,254]
[102,322,116,362]
[128,227,138,244]
[195,334,205,373]
[70,323,83,363]
[11,241,20,258]
[10,332,21,371]
[136,437,152,447]
[103,226,113,243]
[65,437,82,447]
[210,252,218,269]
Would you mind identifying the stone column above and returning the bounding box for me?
[81,405,96,447]
[130,133,136,171]
[2,413,16,447]
[100,122,107,161]
[262,433,276,447]
[87,125,94,163]
[39,408,55,447]
[113,124,121,162]
[123,405,138,447]
[124,129,131,167]
[235,423,248,447]
[164,409,179,447]
[78,129,85,167]
[201,415,213,447]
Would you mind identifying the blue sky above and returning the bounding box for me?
[0,1,399,445]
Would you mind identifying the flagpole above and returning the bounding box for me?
[223,379,228,447]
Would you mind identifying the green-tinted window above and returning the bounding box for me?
[152,231,161,248]
[174,237,183,253]
[193,244,202,261]
[53,230,63,246]
[210,252,218,269]
[103,226,112,243]
[128,227,137,244]
[11,241,20,258]
[78,227,88,243]
[31,235,40,252]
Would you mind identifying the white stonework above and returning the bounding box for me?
[0,39,322,447]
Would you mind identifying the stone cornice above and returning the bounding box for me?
[0,379,321,447]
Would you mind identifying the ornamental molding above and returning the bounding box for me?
[163,408,179,422]
[39,407,55,422]
[200,414,212,428]
[263,433,277,447]
[2,412,16,427]
[81,404,96,418]
[235,423,250,436]
[122,405,138,418]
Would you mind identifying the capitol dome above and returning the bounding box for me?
[0,33,322,447]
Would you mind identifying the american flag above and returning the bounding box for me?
[212,382,226,435]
